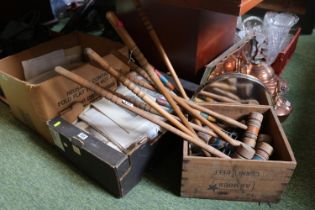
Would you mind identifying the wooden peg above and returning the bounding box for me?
[243,112,264,142]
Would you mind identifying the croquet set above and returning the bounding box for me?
[0,5,297,203]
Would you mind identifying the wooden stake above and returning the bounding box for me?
[106,11,196,136]
[132,0,189,99]
[85,48,194,137]
[54,66,230,159]
[122,66,245,130]
[113,46,246,131]
[199,90,241,104]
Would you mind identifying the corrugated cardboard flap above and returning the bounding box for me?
[0,32,126,141]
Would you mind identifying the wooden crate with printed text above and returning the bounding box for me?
[181,104,296,202]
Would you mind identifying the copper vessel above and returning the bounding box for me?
[248,62,278,95]
[203,37,292,120]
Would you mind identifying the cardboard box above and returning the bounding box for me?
[0,32,127,142]
[48,109,165,197]
[180,104,296,202]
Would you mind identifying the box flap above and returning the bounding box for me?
[0,33,127,141]
[0,32,83,80]
[0,32,123,81]
[0,72,38,130]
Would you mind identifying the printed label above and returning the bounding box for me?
[77,132,88,140]
[56,72,114,108]
[208,181,255,192]
[214,169,260,178]
[206,169,261,193]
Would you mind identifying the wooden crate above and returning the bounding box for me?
[181,104,296,202]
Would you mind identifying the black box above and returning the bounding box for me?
[48,116,163,197]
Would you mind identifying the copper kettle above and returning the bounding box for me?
[247,62,292,119]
